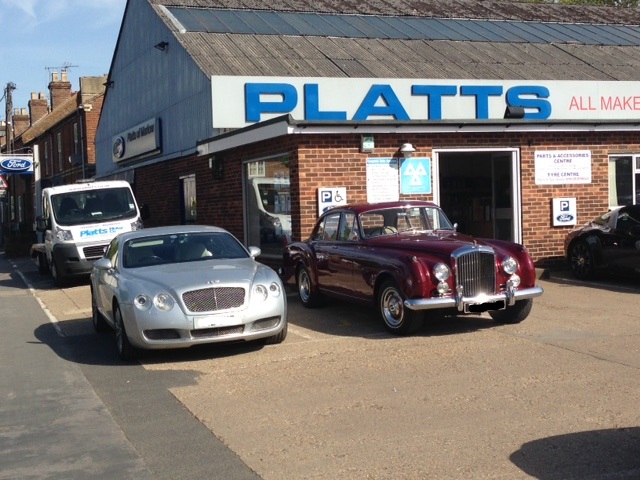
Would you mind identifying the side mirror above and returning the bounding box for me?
[248,246,261,258]
[36,215,48,232]
[93,257,113,271]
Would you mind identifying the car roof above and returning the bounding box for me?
[327,200,440,215]
[117,225,230,243]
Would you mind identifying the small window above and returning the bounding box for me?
[315,213,340,241]
[338,213,359,241]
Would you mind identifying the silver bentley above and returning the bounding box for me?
[90,225,287,360]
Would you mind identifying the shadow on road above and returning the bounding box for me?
[510,427,640,479]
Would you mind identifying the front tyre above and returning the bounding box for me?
[569,241,595,280]
[378,280,423,335]
[114,304,139,361]
[91,287,108,333]
[263,321,288,345]
[489,298,533,324]
[297,265,320,308]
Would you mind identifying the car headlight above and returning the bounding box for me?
[134,294,152,311]
[502,256,519,275]
[254,284,268,301]
[269,282,282,297]
[433,262,450,281]
[153,293,175,311]
[254,282,282,301]
[55,226,73,241]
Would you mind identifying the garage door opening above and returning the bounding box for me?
[436,150,520,243]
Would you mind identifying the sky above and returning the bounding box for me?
[0,0,126,115]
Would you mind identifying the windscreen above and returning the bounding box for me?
[123,232,249,268]
[51,187,137,226]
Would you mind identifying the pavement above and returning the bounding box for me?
[0,251,155,479]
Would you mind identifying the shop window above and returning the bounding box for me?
[609,155,640,206]
[245,158,290,261]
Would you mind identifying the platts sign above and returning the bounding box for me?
[210,76,640,129]
[0,155,34,174]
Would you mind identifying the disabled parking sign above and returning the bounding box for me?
[400,158,431,195]
[318,187,347,215]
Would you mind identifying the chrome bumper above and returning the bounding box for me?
[404,286,544,312]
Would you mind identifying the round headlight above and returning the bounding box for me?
[153,293,175,312]
[433,262,451,281]
[134,294,152,311]
[502,256,519,275]
[269,282,281,297]
[254,284,268,301]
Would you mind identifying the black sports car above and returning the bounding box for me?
[564,205,640,280]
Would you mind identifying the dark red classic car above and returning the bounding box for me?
[281,201,543,335]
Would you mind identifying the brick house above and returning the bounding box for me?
[0,72,106,254]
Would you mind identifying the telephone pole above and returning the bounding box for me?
[3,82,16,154]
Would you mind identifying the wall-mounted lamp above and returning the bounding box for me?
[504,105,525,119]
[154,41,169,52]
[399,143,416,158]
[103,80,114,88]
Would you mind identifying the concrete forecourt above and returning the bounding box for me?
[2,252,640,479]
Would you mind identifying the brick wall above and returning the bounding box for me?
[133,129,640,268]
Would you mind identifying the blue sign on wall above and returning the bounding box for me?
[0,155,34,174]
[400,158,431,195]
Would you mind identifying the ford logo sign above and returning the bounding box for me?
[556,214,574,222]
[0,158,33,172]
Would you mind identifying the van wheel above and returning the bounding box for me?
[50,258,67,287]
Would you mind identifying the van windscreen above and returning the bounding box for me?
[52,187,137,226]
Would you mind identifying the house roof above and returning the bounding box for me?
[20,93,80,145]
[149,0,640,81]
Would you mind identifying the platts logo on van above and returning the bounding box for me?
[80,226,125,238]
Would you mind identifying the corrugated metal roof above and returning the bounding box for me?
[165,7,640,45]
[152,0,640,82]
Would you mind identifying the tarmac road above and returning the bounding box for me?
[2,252,640,479]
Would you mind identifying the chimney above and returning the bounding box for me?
[13,108,30,137]
[49,71,72,110]
[28,92,49,124]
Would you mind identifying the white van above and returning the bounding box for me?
[247,177,292,243]
[32,180,146,286]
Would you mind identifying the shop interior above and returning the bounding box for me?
[437,151,515,242]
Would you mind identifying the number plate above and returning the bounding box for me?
[194,315,236,329]
[465,300,505,313]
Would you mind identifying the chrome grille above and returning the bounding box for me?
[454,246,496,297]
[83,244,108,260]
[182,287,245,312]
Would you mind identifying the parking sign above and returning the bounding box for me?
[318,187,347,215]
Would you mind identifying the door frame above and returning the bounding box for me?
[433,147,522,244]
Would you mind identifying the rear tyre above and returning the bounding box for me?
[489,299,533,324]
[114,304,138,361]
[36,252,48,275]
[378,279,423,335]
[297,266,320,308]
[568,241,595,280]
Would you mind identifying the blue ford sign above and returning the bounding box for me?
[0,155,34,174]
